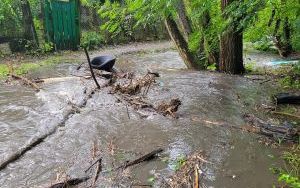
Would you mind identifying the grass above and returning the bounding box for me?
[270,146,300,188]
[0,56,80,79]
[0,64,9,78]
[278,146,300,187]
[278,61,300,90]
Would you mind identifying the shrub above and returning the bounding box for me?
[80,31,103,50]
[41,42,54,53]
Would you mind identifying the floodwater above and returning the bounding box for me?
[0,50,284,187]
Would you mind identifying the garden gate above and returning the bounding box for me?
[44,0,80,50]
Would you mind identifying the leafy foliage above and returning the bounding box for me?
[275,146,300,188]
[80,31,103,50]
[0,0,23,37]
[242,0,300,50]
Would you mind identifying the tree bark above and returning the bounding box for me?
[176,0,192,39]
[273,17,292,57]
[21,0,39,47]
[202,11,220,67]
[164,16,203,69]
[219,0,244,74]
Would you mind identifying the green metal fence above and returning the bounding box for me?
[44,0,80,50]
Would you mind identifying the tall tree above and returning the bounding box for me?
[21,0,39,47]
[176,0,192,39]
[99,0,205,69]
[165,15,202,69]
[219,0,244,74]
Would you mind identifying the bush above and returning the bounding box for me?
[41,42,54,53]
[9,38,38,53]
[253,37,274,52]
[80,31,103,50]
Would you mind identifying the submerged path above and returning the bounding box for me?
[0,43,282,187]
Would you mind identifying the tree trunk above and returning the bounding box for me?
[176,0,192,39]
[273,17,292,57]
[21,0,39,47]
[202,11,220,67]
[164,16,203,70]
[219,0,244,74]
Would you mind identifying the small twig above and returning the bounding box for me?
[91,159,102,187]
[48,177,90,188]
[194,164,199,188]
[132,184,152,187]
[195,156,213,164]
[102,149,163,174]
[120,148,163,170]
[77,62,85,70]
[85,156,102,173]
[272,111,300,120]
[126,105,130,119]
[259,79,271,84]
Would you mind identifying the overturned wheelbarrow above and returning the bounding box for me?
[84,47,117,88]
[90,55,116,73]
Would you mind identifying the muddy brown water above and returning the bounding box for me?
[0,50,283,187]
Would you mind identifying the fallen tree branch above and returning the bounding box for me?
[85,156,102,173]
[84,47,101,89]
[9,74,40,91]
[34,76,91,84]
[244,114,299,142]
[114,148,163,171]
[48,176,90,188]
[92,159,102,186]
[272,111,300,120]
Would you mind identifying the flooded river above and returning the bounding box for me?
[0,50,283,187]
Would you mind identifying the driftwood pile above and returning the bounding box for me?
[112,71,158,95]
[109,70,181,118]
[244,114,299,142]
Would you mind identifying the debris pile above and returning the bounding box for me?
[163,151,208,188]
[156,98,182,118]
[112,71,157,95]
[244,114,299,143]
